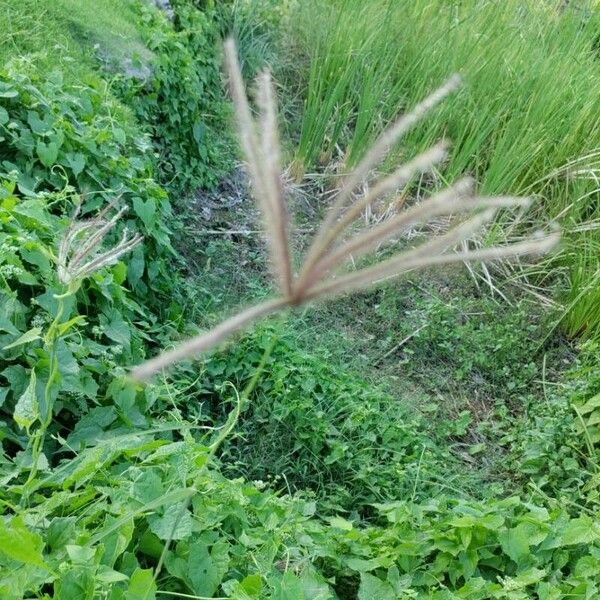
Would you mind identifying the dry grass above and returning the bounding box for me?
[132,40,558,380]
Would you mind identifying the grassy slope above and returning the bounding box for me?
[1,0,584,505]
[176,197,574,504]
[2,1,600,597]
[0,0,149,76]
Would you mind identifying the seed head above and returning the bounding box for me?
[131,40,558,380]
[57,198,143,286]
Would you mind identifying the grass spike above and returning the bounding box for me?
[131,41,557,380]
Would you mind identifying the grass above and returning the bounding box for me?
[0,0,149,76]
[3,0,600,597]
[284,0,600,338]
[133,41,555,378]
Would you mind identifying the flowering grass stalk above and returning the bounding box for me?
[132,40,558,381]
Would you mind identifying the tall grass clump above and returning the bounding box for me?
[287,0,600,337]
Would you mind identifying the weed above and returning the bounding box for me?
[133,40,556,379]
[1,3,599,599]
[118,1,233,194]
[195,325,481,510]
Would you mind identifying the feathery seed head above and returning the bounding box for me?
[57,198,143,287]
[131,40,558,380]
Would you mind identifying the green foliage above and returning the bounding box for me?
[404,297,543,397]
[0,0,148,79]
[569,342,600,448]
[224,0,297,79]
[195,326,478,509]
[561,239,600,341]
[0,63,179,459]
[118,0,233,194]
[3,432,600,599]
[326,497,600,599]
[495,339,600,511]
[0,434,314,599]
[285,0,600,337]
[3,1,600,599]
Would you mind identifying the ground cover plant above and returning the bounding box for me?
[1,0,600,599]
[117,0,234,193]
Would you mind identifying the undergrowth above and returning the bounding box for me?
[117,0,234,194]
[196,325,488,511]
[1,1,600,599]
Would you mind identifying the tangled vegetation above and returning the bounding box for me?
[1,1,599,599]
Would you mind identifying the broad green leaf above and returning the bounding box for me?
[125,568,156,600]
[0,310,20,335]
[66,545,96,564]
[501,567,546,588]
[17,172,38,197]
[66,152,86,176]
[0,516,47,569]
[55,567,95,600]
[328,516,353,531]
[47,517,77,552]
[100,310,131,349]
[107,377,138,416]
[109,588,126,600]
[2,364,28,397]
[0,106,8,125]
[113,127,126,144]
[578,394,600,415]
[36,287,77,319]
[0,562,47,599]
[147,504,193,541]
[20,244,52,272]
[127,245,145,287]
[224,575,262,600]
[271,571,304,600]
[0,82,18,97]
[193,120,206,148]
[3,327,42,350]
[346,557,385,572]
[138,530,164,560]
[113,261,128,285]
[561,516,600,546]
[90,488,196,545]
[357,573,395,600]
[0,387,8,408]
[499,525,530,564]
[133,196,156,230]
[13,369,38,432]
[56,339,80,388]
[36,140,59,167]
[27,110,53,135]
[13,198,52,226]
[97,566,129,584]
[239,574,262,597]
[132,470,164,504]
[300,570,334,600]
[575,555,600,577]
[187,540,230,597]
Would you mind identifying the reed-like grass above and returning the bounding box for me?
[287,0,600,337]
